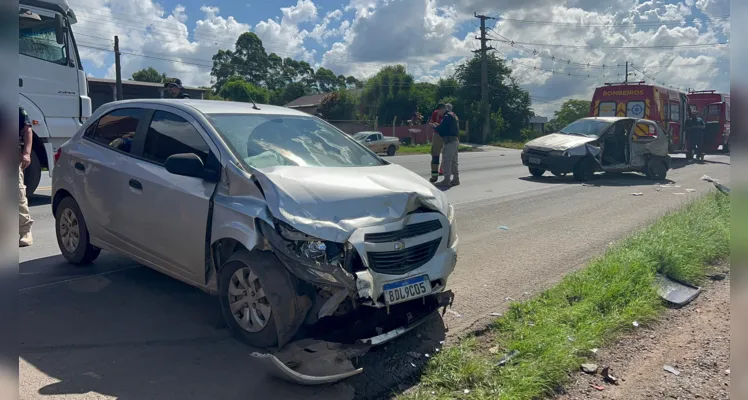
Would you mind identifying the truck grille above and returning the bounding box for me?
[526,148,548,157]
[367,238,441,275]
[364,220,442,243]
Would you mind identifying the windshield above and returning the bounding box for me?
[559,119,613,137]
[206,114,384,169]
[352,132,369,141]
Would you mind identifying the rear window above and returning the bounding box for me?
[85,108,145,153]
[626,101,645,118]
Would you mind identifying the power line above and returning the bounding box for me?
[493,15,730,28]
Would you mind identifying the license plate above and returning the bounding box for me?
[383,275,432,305]
[529,157,541,164]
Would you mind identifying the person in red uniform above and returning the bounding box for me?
[429,104,446,182]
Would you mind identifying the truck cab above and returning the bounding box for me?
[19,0,91,196]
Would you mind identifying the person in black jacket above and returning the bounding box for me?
[165,79,191,99]
[435,103,460,186]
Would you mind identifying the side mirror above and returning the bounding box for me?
[54,14,65,45]
[165,153,207,179]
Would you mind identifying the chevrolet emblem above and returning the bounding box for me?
[394,241,406,251]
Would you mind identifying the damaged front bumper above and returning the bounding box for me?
[251,290,454,385]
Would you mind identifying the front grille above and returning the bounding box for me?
[367,238,441,275]
[526,148,548,157]
[364,220,442,243]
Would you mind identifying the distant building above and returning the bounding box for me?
[87,78,208,112]
[529,116,548,134]
[285,88,364,116]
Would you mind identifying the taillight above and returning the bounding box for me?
[54,148,62,163]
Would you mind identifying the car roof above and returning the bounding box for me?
[104,99,312,117]
[578,116,635,122]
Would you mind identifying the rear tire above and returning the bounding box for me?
[529,167,545,178]
[219,251,280,348]
[573,157,595,182]
[387,145,396,156]
[645,159,668,181]
[24,151,42,198]
[55,196,101,265]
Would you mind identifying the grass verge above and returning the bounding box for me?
[489,140,526,150]
[397,144,480,155]
[399,191,730,400]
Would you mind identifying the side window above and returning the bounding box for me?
[143,111,210,165]
[87,108,145,153]
[19,9,68,66]
[375,134,383,141]
[626,101,645,118]
[633,121,657,140]
[366,134,376,141]
[670,103,680,122]
[599,101,616,117]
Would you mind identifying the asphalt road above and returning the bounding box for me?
[19,149,731,399]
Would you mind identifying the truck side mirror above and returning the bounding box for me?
[55,14,65,45]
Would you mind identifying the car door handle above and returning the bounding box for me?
[74,162,85,171]
[129,179,143,190]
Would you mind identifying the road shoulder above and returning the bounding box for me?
[557,264,731,400]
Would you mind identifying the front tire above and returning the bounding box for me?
[645,159,668,180]
[55,197,101,265]
[529,167,545,177]
[573,157,596,182]
[387,145,396,156]
[219,251,279,348]
[24,151,41,198]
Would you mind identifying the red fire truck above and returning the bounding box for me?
[686,90,730,154]
[589,82,689,154]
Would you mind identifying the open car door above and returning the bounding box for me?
[629,120,666,168]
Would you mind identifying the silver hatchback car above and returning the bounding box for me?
[52,99,458,349]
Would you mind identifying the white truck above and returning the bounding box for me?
[19,0,91,196]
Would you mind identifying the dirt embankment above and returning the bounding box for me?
[557,265,730,400]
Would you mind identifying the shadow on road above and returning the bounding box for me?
[29,194,51,207]
[20,254,447,400]
[519,173,676,187]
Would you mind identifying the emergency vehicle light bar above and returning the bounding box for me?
[688,89,716,94]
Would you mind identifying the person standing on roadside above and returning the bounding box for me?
[19,106,34,247]
[428,104,446,183]
[164,78,191,99]
[685,105,705,161]
[436,103,460,186]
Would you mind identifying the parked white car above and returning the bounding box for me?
[51,99,458,351]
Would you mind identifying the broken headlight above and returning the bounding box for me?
[277,221,343,264]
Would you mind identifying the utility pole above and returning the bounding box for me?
[474,12,495,143]
[624,61,628,83]
[114,36,123,100]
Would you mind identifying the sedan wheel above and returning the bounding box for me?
[227,267,272,333]
[55,196,101,265]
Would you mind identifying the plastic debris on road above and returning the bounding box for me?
[489,312,503,317]
[498,226,510,231]
[633,321,640,328]
[686,189,696,193]
[497,350,520,366]
[631,192,644,196]
[654,274,702,307]
[592,385,605,391]
[664,365,681,376]
[601,366,619,385]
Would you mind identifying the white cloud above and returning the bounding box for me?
[75,0,729,116]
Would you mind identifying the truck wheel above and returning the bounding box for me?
[24,151,42,198]
[219,251,279,348]
[645,159,668,181]
[529,167,545,177]
[573,157,595,182]
[55,196,101,265]
[387,145,396,156]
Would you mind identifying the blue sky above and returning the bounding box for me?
[72,0,730,116]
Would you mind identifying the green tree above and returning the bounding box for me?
[131,67,167,83]
[453,54,533,143]
[317,91,359,120]
[314,67,339,92]
[545,99,592,133]
[361,65,417,123]
[413,82,439,117]
[219,77,270,104]
[210,32,269,93]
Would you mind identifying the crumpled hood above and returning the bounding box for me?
[251,164,449,243]
[525,133,597,152]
